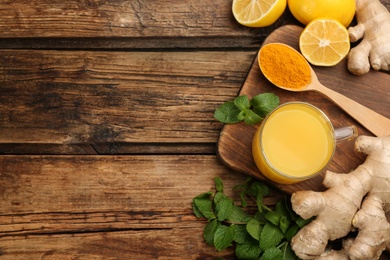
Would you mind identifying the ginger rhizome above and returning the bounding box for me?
[348,0,390,75]
[290,135,390,259]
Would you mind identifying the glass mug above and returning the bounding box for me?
[252,102,357,184]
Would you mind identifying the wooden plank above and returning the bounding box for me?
[0,155,281,225]
[0,229,237,259]
[0,143,216,155]
[0,0,290,49]
[0,1,388,50]
[0,50,255,154]
[1,230,389,259]
[0,155,283,258]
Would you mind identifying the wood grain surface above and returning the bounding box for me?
[217,25,390,194]
[0,50,255,154]
[1,0,389,259]
[0,0,290,49]
[0,155,283,259]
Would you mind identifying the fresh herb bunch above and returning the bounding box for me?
[192,177,311,259]
[213,93,279,125]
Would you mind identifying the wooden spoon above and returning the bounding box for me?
[259,43,390,137]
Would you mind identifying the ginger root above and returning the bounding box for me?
[348,0,390,75]
[291,135,390,259]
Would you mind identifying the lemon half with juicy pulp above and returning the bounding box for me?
[299,18,350,66]
[232,0,287,27]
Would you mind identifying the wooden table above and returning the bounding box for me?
[0,1,389,259]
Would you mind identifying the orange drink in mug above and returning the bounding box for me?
[252,102,357,184]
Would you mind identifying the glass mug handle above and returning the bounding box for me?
[334,125,358,143]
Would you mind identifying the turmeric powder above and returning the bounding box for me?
[259,43,311,90]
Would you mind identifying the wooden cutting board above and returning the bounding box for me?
[217,25,390,194]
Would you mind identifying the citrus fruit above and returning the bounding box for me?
[232,0,287,27]
[287,0,356,27]
[299,18,350,66]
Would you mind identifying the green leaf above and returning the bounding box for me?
[214,101,241,124]
[259,223,284,250]
[204,219,219,245]
[285,224,300,241]
[265,210,281,226]
[243,110,263,125]
[248,182,269,198]
[279,215,291,234]
[260,247,284,260]
[213,191,224,204]
[296,216,313,228]
[284,198,298,221]
[234,95,250,111]
[227,205,251,223]
[256,193,268,213]
[233,224,254,245]
[280,242,299,260]
[237,109,248,121]
[236,243,262,260]
[251,93,279,118]
[192,192,215,219]
[214,177,224,192]
[214,225,235,251]
[246,218,263,241]
[193,203,203,218]
[275,200,291,218]
[215,196,234,221]
[254,210,267,224]
[239,190,248,207]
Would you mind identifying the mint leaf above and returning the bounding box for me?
[239,189,248,207]
[204,219,219,245]
[285,224,300,241]
[259,223,284,250]
[214,101,241,124]
[265,211,281,226]
[254,210,267,224]
[215,196,234,221]
[233,224,255,245]
[248,181,269,198]
[296,216,313,228]
[280,216,291,234]
[236,243,262,260]
[193,203,203,218]
[234,95,250,111]
[280,242,299,260]
[260,247,284,260]
[251,93,279,118]
[257,193,269,213]
[214,93,279,125]
[193,192,215,219]
[237,109,248,121]
[227,205,251,223]
[246,218,263,241]
[237,109,262,125]
[192,177,303,259]
[214,177,224,192]
[243,109,263,125]
[284,198,298,221]
[214,191,224,204]
[214,225,235,251]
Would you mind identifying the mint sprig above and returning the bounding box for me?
[192,177,312,259]
[214,93,279,125]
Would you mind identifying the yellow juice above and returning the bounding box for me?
[252,102,335,184]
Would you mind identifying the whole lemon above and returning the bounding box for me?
[287,0,356,27]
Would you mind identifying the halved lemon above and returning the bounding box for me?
[299,18,350,66]
[232,0,287,27]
